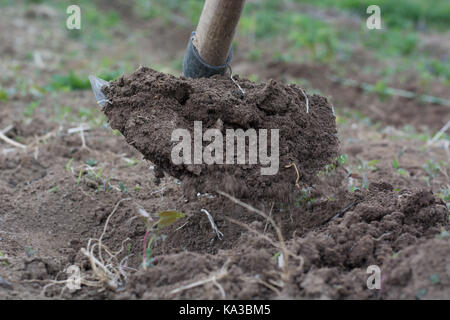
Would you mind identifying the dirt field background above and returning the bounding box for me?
[0,0,449,299]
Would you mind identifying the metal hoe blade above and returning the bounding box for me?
[89,75,110,108]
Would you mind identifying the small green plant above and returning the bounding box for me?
[119,181,128,193]
[125,157,139,167]
[272,251,281,262]
[294,187,315,207]
[422,160,442,186]
[392,158,400,169]
[24,101,39,117]
[48,186,59,193]
[436,187,449,210]
[373,80,389,101]
[392,158,408,176]
[317,154,348,177]
[137,209,185,269]
[65,158,74,172]
[85,158,98,167]
[0,251,7,265]
[77,169,83,185]
[423,160,441,179]
[416,288,427,299]
[112,129,122,136]
[429,273,440,285]
[25,247,38,258]
[0,88,8,101]
[359,159,379,172]
[336,154,348,166]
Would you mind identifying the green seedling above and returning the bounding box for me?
[125,157,139,167]
[85,158,98,167]
[119,182,128,193]
[24,101,39,117]
[436,187,449,207]
[137,209,185,269]
[48,186,59,193]
[423,160,441,179]
[112,129,122,136]
[65,158,74,172]
[25,247,38,258]
[317,154,348,177]
[416,288,427,300]
[0,251,7,265]
[272,251,281,262]
[0,88,8,101]
[77,169,83,185]
[429,274,440,285]
[392,158,400,169]
[359,159,379,172]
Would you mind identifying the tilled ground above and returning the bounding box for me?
[0,2,449,300]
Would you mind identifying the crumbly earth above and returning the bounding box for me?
[0,2,449,301]
[103,67,339,201]
[123,184,450,300]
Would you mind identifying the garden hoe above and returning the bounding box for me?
[88,0,339,201]
[90,0,246,104]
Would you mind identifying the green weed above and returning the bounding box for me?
[138,209,185,269]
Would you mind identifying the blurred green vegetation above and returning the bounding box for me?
[46,69,123,92]
[294,0,450,30]
[22,0,121,49]
[132,0,449,83]
[6,0,447,92]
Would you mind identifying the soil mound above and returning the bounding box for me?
[102,67,338,201]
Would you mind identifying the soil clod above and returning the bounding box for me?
[103,67,339,201]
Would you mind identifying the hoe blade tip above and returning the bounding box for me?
[89,75,110,108]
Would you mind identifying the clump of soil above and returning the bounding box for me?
[102,67,338,201]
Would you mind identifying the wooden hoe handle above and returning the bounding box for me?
[195,0,246,67]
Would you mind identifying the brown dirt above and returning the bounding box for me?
[120,184,449,300]
[0,2,449,300]
[253,61,450,132]
[103,67,339,202]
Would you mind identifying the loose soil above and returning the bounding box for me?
[0,2,449,300]
[103,67,339,202]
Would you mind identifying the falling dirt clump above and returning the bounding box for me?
[102,67,338,201]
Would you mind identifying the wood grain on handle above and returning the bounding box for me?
[195,0,246,66]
